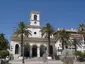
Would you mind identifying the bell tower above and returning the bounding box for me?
[30,11,40,26]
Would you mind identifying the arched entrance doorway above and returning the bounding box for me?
[24,44,30,57]
[40,45,46,57]
[15,44,19,54]
[32,45,37,57]
[50,45,53,58]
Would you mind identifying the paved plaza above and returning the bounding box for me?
[9,59,85,64]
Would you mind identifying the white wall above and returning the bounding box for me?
[31,13,40,21]
[30,21,40,26]
[55,40,62,55]
[55,40,62,49]
[10,41,20,55]
[28,28,41,38]
[77,39,85,52]
[30,13,40,26]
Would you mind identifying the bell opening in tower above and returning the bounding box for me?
[34,15,37,20]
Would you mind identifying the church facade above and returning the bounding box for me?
[10,11,55,59]
[10,11,85,59]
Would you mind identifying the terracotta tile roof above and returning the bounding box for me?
[70,34,83,38]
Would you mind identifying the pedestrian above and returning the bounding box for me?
[42,47,48,64]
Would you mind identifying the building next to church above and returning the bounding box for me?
[55,28,84,56]
[10,11,85,59]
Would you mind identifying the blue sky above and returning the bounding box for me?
[0,0,85,42]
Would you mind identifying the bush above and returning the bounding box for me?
[0,50,9,58]
[73,51,85,62]
[73,51,82,56]
[82,52,85,56]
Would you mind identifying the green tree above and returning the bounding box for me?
[78,23,85,32]
[40,23,54,56]
[0,33,9,50]
[71,39,82,51]
[73,51,82,56]
[78,23,85,42]
[14,21,31,63]
[54,29,70,50]
[0,33,9,58]
[0,50,9,58]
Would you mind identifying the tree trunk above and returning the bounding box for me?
[21,31,24,63]
[21,33,23,56]
[74,44,77,51]
[48,34,50,56]
[62,39,64,51]
[65,41,68,49]
[62,42,64,50]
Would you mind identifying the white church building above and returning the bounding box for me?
[10,11,55,59]
[10,11,85,59]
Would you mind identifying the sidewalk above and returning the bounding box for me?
[9,60,62,64]
[9,59,85,64]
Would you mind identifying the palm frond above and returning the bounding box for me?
[13,29,22,36]
[13,21,31,37]
[23,30,32,37]
[40,23,54,38]
[71,39,82,47]
[78,23,85,33]
[54,29,71,49]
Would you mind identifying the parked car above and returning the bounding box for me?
[6,56,10,62]
[77,56,85,62]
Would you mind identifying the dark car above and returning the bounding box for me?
[77,56,85,62]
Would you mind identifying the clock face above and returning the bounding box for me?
[34,21,37,24]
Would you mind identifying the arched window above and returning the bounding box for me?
[15,44,19,54]
[34,15,37,20]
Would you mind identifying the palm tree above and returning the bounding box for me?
[54,29,70,50]
[40,23,54,56]
[78,23,85,43]
[0,33,9,50]
[78,23,85,32]
[14,21,31,63]
[0,33,9,58]
[71,39,82,51]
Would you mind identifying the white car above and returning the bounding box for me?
[6,56,9,61]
